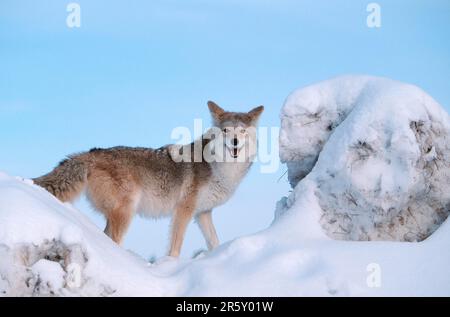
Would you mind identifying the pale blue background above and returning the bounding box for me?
[1,0,449,258]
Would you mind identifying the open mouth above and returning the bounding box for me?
[227,147,240,158]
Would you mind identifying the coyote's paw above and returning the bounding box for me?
[192,249,207,259]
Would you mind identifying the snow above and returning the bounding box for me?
[280,75,450,242]
[31,259,66,296]
[0,172,174,296]
[1,75,450,296]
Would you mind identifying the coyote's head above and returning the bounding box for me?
[207,101,264,162]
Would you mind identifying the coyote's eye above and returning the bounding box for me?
[240,128,246,134]
[222,128,230,133]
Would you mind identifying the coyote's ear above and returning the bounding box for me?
[208,101,225,120]
[248,105,264,122]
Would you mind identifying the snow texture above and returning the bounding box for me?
[0,173,174,296]
[1,75,449,296]
[280,75,450,241]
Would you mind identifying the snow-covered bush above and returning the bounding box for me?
[280,75,450,241]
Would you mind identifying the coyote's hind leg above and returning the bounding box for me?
[104,201,135,245]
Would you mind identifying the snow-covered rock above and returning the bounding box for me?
[280,75,450,241]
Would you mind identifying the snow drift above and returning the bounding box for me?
[1,75,450,296]
[1,171,450,296]
[280,75,450,241]
[0,173,176,296]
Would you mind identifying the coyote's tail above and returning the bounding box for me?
[33,155,88,202]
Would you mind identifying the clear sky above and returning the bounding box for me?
[1,0,449,258]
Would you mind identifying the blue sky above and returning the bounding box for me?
[1,0,449,258]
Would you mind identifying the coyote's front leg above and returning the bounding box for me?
[168,194,197,257]
[196,210,219,250]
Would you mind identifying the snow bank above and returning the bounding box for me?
[280,75,450,241]
[1,171,450,296]
[0,172,176,296]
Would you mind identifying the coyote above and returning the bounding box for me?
[34,101,264,257]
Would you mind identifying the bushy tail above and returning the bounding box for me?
[33,156,88,202]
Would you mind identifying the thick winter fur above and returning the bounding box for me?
[34,101,264,257]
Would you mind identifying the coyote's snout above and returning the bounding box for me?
[34,101,264,257]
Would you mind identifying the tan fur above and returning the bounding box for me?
[33,102,264,256]
[196,210,219,250]
[169,186,198,257]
